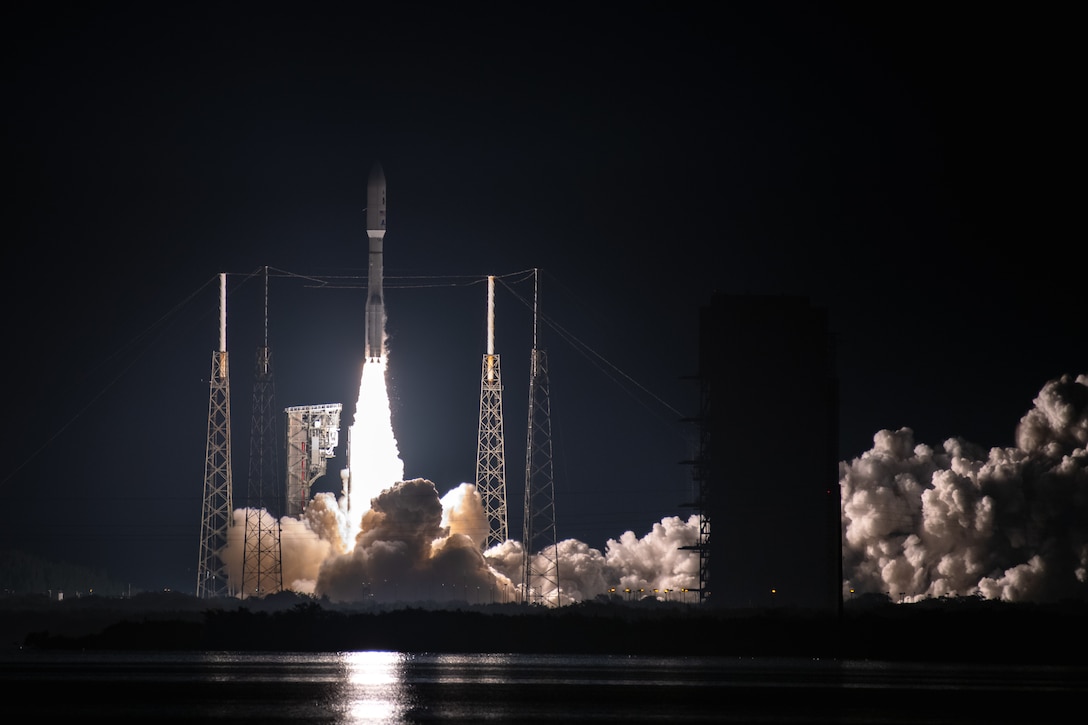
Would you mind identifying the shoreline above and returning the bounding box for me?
[4,593,1086,664]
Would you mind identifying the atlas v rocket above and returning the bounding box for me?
[365,162,387,361]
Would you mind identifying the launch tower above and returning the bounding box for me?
[475,275,508,549]
[196,273,234,599]
[284,403,342,516]
[522,269,560,605]
[241,267,283,598]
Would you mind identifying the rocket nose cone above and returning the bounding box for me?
[368,162,385,187]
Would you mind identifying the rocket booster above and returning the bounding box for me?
[365,162,387,361]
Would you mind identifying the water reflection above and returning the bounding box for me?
[336,651,412,724]
[3,651,1083,723]
[429,652,516,684]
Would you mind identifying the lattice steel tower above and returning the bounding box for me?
[475,275,508,549]
[241,267,283,598]
[197,273,234,599]
[681,369,711,604]
[522,269,560,606]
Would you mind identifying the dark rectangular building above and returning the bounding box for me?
[695,293,841,611]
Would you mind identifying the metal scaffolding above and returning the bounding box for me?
[522,269,560,606]
[476,276,508,550]
[284,403,342,517]
[197,273,234,599]
[680,368,711,604]
[241,267,283,598]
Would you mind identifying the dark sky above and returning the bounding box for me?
[4,3,1084,592]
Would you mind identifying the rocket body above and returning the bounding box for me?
[365,163,387,361]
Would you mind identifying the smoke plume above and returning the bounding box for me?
[483,514,701,605]
[227,354,1084,607]
[841,373,1088,603]
[225,479,702,604]
[222,350,704,605]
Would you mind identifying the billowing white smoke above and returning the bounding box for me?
[483,515,701,605]
[226,363,1086,606]
[224,505,333,595]
[222,353,703,605]
[313,478,512,603]
[226,477,701,604]
[841,373,1088,603]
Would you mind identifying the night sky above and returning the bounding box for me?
[4,3,1084,593]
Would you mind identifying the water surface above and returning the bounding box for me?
[2,650,1082,723]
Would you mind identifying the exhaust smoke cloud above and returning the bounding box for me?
[842,373,1088,603]
[228,357,1086,605]
[224,356,702,605]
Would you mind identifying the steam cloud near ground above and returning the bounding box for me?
[842,373,1088,603]
[225,481,700,605]
[226,373,1087,605]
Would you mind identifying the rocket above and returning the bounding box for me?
[365,162,387,362]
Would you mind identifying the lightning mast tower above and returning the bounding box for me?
[522,269,560,605]
[475,275,508,549]
[197,273,234,599]
[241,266,283,598]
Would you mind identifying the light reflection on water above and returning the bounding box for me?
[339,651,410,724]
[200,650,419,722]
[1,651,1085,723]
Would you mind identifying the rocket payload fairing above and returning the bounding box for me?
[365,162,387,361]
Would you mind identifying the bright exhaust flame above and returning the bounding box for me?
[341,356,404,547]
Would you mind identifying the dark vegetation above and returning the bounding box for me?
[3,589,1086,664]
[0,550,127,597]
